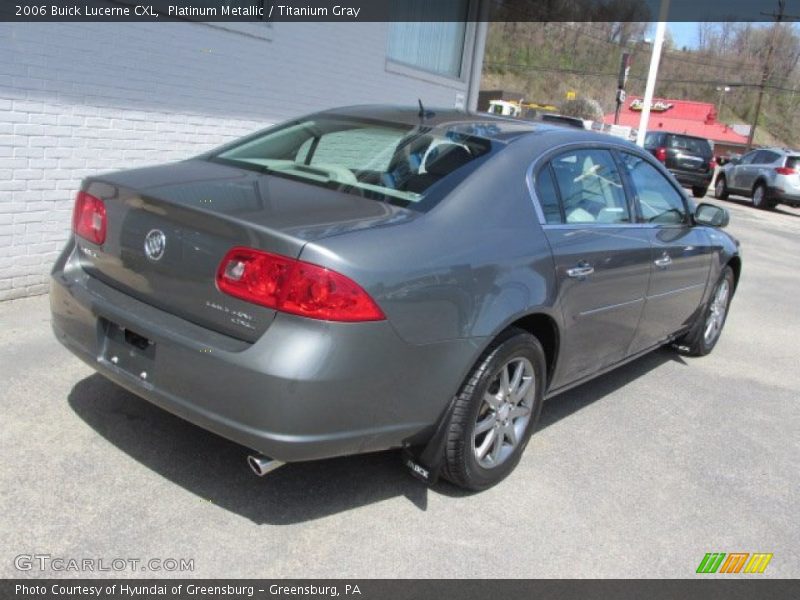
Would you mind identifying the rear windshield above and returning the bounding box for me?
[210,115,493,205]
[667,135,712,157]
[786,156,800,169]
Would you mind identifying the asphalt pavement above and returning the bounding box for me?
[1,194,798,578]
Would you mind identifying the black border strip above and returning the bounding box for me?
[2,0,800,23]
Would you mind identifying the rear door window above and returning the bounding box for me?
[548,149,630,224]
[755,150,781,164]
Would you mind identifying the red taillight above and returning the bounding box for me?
[72,191,106,245]
[655,147,667,162]
[775,166,796,175]
[709,159,717,170]
[216,247,385,322]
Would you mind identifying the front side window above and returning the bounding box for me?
[213,115,491,205]
[548,149,630,224]
[619,153,688,224]
[738,151,758,165]
[387,1,469,78]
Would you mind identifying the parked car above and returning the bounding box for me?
[51,106,741,491]
[644,131,716,198]
[715,147,800,209]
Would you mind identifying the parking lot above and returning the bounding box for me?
[1,195,798,579]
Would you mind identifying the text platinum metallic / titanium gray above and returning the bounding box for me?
[50,105,741,490]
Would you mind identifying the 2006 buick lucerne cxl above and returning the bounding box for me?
[51,106,741,490]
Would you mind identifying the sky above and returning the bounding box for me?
[668,22,699,49]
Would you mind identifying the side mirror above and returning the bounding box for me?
[695,203,730,228]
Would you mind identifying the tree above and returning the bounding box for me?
[559,97,604,121]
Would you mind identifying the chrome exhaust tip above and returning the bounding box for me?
[247,454,284,477]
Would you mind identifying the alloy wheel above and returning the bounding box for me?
[704,278,730,345]
[753,186,764,207]
[472,357,535,469]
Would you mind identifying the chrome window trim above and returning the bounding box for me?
[525,139,693,228]
[525,140,650,227]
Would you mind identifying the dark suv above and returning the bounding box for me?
[644,131,715,198]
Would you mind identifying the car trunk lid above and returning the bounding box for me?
[78,159,415,342]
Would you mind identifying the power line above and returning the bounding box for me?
[483,61,800,93]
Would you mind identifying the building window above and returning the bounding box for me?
[387,0,470,78]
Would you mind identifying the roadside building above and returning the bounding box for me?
[604,96,750,158]
[1,11,489,300]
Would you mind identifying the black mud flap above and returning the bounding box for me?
[402,396,458,486]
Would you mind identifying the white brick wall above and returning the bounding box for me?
[0,21,474,300]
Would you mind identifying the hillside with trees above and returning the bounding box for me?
[481,21,800,147]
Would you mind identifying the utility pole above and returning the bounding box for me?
[746,0,800,149]
[636,0,670,147]
[614,52,632,125]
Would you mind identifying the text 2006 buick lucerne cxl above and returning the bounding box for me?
[51,106,741,490]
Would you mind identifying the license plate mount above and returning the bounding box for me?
[99,319,156,383]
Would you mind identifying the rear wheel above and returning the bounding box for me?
[441,329,546,491]
[714,175,729,200]
[676,266,734,356]
[692,186,708,198]
[752,183,775,209]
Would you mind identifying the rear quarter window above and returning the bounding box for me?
[786,156,800,169]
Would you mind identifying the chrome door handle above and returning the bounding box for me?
[566,264,594,279]
[654,254,672,268]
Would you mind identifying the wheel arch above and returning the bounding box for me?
[500,312,560,388]
[727,255,742,291]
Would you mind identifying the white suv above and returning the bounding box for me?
[715,147,800,210]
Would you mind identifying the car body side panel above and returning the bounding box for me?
[630,225,713,352]
[299,135,563,347]
[543,225,651,387]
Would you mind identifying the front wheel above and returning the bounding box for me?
[441,329,546,491]
[676,266,734,356]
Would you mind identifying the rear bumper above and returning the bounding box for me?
[767,186,800,206]
[672,170,713,189]
[51,242,478,462]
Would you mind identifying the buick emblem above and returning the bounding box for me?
[144,229,166,261]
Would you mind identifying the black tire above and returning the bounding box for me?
[441,328,546,491]
[692,186,708,198]
[752,182,774,210]
[714,175,729,200]
[676,266,735,356]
